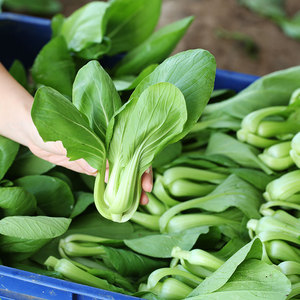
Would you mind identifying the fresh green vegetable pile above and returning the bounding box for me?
[1,1,300,299]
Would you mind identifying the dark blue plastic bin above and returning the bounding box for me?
[0,12,259,300]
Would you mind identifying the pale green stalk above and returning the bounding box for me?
[264,170,300,201]
[147,267,202,289]
[171,246,224,271]
[45,256,126,294]
[131,211,160,231]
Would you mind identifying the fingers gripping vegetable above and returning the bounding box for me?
[32,50,216,222]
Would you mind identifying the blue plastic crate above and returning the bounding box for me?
[0,12,260,300]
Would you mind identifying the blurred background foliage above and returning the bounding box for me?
[1,0,300,76]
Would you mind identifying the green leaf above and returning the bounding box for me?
[3,0,61,15]
[32,86,106,170]
[15,175,74,217]
[279,12,300,40]
[114,16,194,76]
[152,142,182,169]
[0,187,36,216]
[67,212,134,239]
[230,168,274,191]
[75,37,111,59]
[131,49,216,141]
[206,132,272,174]
[106,0,161,55]
[124,227,209,258]
[72,60,121,141]
[0,235,49,254]
[32,36,75,97]
[51,13,64,38]
[0,135,19,181]
[8,149,55,177]
[159,175,262,232]
[0,216,71,239]
[204,66,300,120]
[188,238,263,297]
[9,60,27,89]
[61,1,109,52]
[80,174,95,191]
[113,64,158,91]
[70,192,94,218]
[98,82,187,222]
[197,174,262,218]
[238,0,285,19]
[100,246,167,277]
[188,259,291,299]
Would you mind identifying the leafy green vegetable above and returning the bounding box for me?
[152,142,182,169]
[279,12,300,40]
[204,66,300,120]
[206,132,272,174]
[0,216,71,239]
[124,227,209,258]
[15,175,74,217]
[238,0,285,19]
[70,192,94,218]
[76,37,112,59]
[188,259,291,299]
[216,28,259,59]
[131,49,216,142]
[96,246,167,277]
[187,239,262,296]
[32,36,75,97]
[72,61,121,141]
[97,82,187,222]
[3,0,61,15]
[114,16,194,76]
[45,256,127,294]
[32,86,106,170]
[229,168,273,191]
[0,187,36,217]
[60,2,109,52]
[9,60,28,89]
[0,236,50,257]
[67,212,134,239]
[8,149,54,178]
[0,135,19,181]
[159,174,262,233]
[113,64,158,91]
[51,13,64,38]
[106,0,161,55]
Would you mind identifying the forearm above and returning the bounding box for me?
[0,63,39,146]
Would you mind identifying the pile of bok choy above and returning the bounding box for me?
[0,0,300,299]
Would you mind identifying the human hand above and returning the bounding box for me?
[29,138,153,205]
[0,63,152,204]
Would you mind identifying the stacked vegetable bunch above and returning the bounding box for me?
[1,0,300,299]
[36,65,300,298]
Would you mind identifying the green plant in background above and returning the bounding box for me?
[238,0,300,41]
[216,28,259,59]
[0,0,61,15]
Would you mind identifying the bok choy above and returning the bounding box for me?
[32,50,216,222]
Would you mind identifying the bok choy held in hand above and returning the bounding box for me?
[32,49,216,223]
